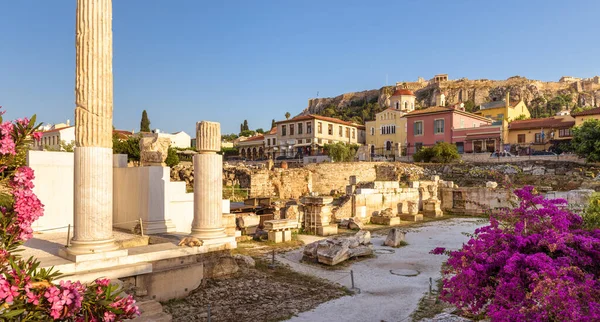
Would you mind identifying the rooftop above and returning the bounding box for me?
[277,114,365,129]
[404,106,491,122]
[508,115,575,130]
[571,106,600,117]
[479,99,520,110]
[391,89,414,96]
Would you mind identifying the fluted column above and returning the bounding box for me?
[68,0,117,255]
[190,121,226,239]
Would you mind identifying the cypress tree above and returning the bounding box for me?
[140,110,151,132]
[271,119,276,129]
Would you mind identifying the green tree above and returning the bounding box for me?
[113,134,140,163]
[413,142,459,163]
[463,100,478,113]
[271,119,276,129]
[285,112,291,120]
[255,128,265,134]
[140,110,151,132]
[220,146,239,157]
[59,140,75,152]
[222,133,239,142]
[239,129,256,137]
[570,119,600,162]
[323,142,359,162]
[165,147,180,167]
[582,192,600,230]
[511,114,529,121]
[243,120,249,131]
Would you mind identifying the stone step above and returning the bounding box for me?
[129,300,172,322]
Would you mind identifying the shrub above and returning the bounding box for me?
[323,142,359,162]
[413,142,459,163]
[165,147,180,167]
[0,108,139,320]
[431,186,600,321]
[583,192,600,229]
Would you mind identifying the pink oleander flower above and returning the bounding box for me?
[32,131,43,141]
[0,276,20,304]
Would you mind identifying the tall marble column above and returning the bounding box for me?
[68,0,118,255]
[190,121,226,239]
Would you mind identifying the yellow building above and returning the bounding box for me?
[365,88,415,157]
[476,92,530,122]
[275,114,365,158]
[507,115,575,152]
[571,107,600,126]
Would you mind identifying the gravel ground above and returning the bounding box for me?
[281,218,485,322]
[162,263,349,322]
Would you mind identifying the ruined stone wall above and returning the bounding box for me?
[354,188,420,218]
[439,187,516,216]
[422,161,600,192]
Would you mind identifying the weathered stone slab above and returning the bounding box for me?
[370,216,401,226]
[301,196,334,205]
[317,224,338,236]
[305,230,373,265]
[263,219,297,231]
[384,228,406,247]
[236,213,260,228]
[399,214,423,221]
[268,230,283,243]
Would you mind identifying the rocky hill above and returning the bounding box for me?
[299,76,600,122]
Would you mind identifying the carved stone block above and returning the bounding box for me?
[139,134,170,166]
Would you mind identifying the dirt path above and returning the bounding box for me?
[280,218,485,322]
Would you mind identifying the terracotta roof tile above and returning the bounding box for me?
[391,89,414,96]
[571,107,600,117]
[508,116,575,130]
[243,135,265,142]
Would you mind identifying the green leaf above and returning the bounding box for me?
[1,309,26,318]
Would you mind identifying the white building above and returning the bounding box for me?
[169,131,191,149]
[33,125,75,151]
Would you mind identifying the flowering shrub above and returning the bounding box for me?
[432,186,600,321]
[0,108,139,320]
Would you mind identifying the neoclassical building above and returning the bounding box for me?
[365,88,416,157]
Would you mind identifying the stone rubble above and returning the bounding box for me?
[303,230,373,265]
[384,228,406,247]
[162,265,347,322]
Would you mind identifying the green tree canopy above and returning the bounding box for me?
[285,112,291,120]
[242,120,249,131]
[271,119,276,129]
[140,110,151,132]
[165,147,180,167]
[413,142,460,163]
[323,142,359,162]
[113,134,140,163]
[255,128,265,134]
[570,119,600,162]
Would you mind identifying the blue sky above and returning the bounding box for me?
[1,0,599,136]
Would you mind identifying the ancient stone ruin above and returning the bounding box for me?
[303,231,373,266]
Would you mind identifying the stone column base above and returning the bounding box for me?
[190,227,227,240]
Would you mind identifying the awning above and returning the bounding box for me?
[464,134,501,141]
[293,143,313,147]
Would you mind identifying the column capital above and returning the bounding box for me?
[196,121,221,153]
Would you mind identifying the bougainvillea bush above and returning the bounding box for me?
[431,186,600,321]
[0,109,139,321]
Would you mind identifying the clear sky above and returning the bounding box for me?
[1,0,599,136]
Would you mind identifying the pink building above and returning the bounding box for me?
[404,105,495,154]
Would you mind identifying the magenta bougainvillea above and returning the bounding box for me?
[0,108,139,321]
[432,186,600,321]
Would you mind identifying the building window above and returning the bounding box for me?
[267,138,271,146]
[518,134,525,143]
[395,102,399,109]
[434,119,445,134]
[414,121,423,136]
[281,125,287,136]
[370,127,374,135]
[306,138,311,143]
[497,113,504,121]
[559,128,572,137]
[298,123,303,134]
[486,140,496,152]
[328,124,333,135]
[318,138,322,144]
[273,138,276,145]
[352,129,356,139]
[404,101,408,110]
[339,126,343,137]
[298,139,302,144]
[290,124,295,135]
[535,133,543,143]
[345,127,350,138]
[460,118,465,129]
[307,122,312,134]
[318,122,322,134]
